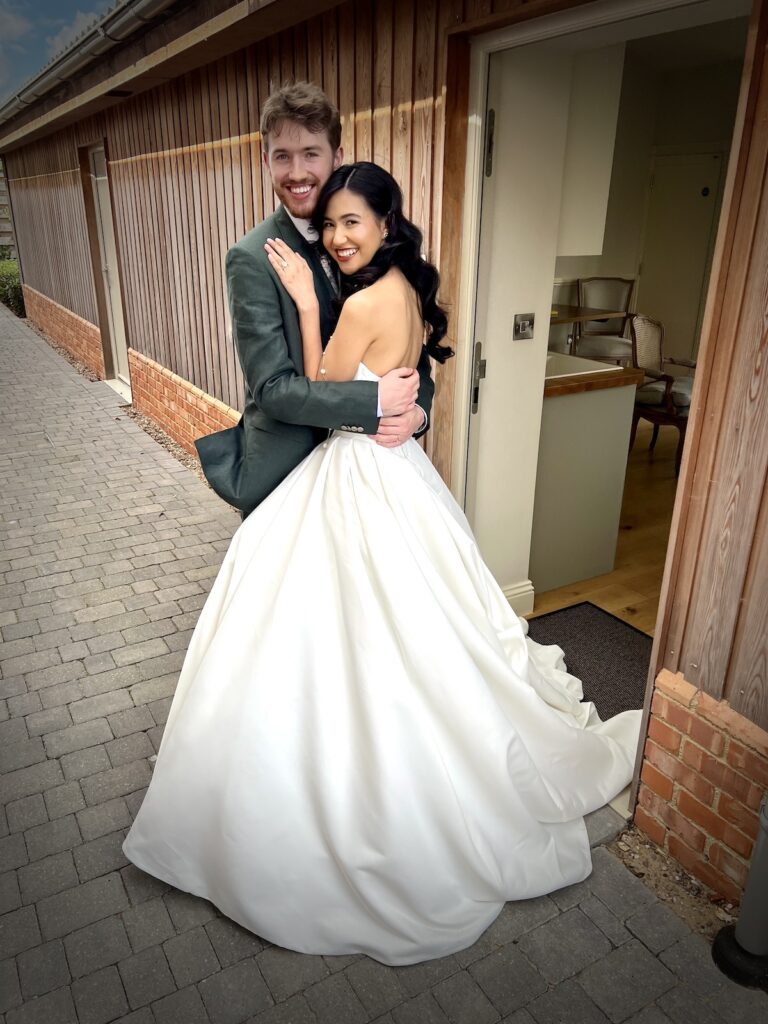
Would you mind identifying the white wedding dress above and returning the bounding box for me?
[124,363,641,966]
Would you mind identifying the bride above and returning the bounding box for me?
[123,161,641,966]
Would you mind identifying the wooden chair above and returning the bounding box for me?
[575,276,635,364]
[628,313,696,475]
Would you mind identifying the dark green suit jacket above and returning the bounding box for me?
[196,205,435,517]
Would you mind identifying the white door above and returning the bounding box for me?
[636,151,724,361]
[89,146,130,385]
[465,45,574,610]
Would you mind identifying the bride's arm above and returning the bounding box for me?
[265,238,375,382]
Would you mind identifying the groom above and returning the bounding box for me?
[196,82,434,518]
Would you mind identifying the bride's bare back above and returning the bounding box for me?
[327,267,426,380]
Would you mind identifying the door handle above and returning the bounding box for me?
[471,342,487,414]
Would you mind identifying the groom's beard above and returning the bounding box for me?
[274,180,321,219]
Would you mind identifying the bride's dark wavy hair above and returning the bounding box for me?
[311,162,453,364]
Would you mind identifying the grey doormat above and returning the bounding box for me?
[526,601,652,719]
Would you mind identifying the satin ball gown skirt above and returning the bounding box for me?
[124,365,641,966]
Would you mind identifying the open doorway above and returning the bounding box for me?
[457,0,749,633]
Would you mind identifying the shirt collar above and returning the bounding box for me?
[284,210,319,243]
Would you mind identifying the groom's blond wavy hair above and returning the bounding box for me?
[260,82,342,152]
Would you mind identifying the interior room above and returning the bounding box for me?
[532,16,748,633]
[460,1,749,635]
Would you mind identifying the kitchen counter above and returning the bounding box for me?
[529,353,642,594]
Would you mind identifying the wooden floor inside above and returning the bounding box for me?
[529,421,680,636]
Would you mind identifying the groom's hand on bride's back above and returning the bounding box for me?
[379,367,419,417]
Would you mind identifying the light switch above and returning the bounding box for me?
[513,313,535,340]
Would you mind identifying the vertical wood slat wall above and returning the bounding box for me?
[2,0,526,417]
[5,0,523,416]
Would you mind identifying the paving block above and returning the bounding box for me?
[24,813,81,862]
[163,925,220,987]
[74,828,130,881]
[394,955,460,999]
[0,737,46,774]
[118,945,176,1010]
[81,760,152,806]
[0,905,41,958]
[43,718,113,758]
[37,871,129,940]
[77,797,132,842]
[0,833,28,872]
[18,851,79,904]
[0,718,28,745]
[61,745,111,781]
[152,984,210,1024]
[580,894,632,947]
[392,993,453,1024]
[258,945,330,1004]
[6,794,47,834]
[0,956,22,1014]
[39,678,85,710]
[431,970,500,1024]
[44,781,86,820]
[59,640,91,663]
[7,691,43,717]
[517,906,612,985]
[199,958,274,1024]
[247,995,317,1019]
[26,661,84,693]
[106,731,154,768]
[625,902,691,955]
[83,653,118,676]
[580,939,676,1022]
[626,1008,674,1024]
[0,676,27,701]
[85,632,125,656]
[122,896,176,952]
[344,957,407,1017]
[527,978,610,1024]
[25,705,72,738]
[120,863,171,905]
[0,868,21,914]
[17,938,71,999]
[4,985,77,1024]
[164,889,217,931]
[65,915,132,978]
[455,897,559,967]
[112,638,171,668]
[205,915,264,966]
[468,943,548,1016]
[655,983,726,1024]
[107,706,154,738]
[588,848,657,921]
[72,964,129,1024]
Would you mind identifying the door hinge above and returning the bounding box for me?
[471,341,487,414]
[484,108,495,178]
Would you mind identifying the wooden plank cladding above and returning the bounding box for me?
[3,0,531,427]
[8,167,97,326]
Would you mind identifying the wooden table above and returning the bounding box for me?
[550,304,627,325]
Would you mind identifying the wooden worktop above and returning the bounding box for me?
[544,364,643,398]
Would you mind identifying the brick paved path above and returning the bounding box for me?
[1,303,766,1024]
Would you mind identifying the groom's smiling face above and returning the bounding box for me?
[264,122,343,219]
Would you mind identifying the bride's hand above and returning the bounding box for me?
[265,238,318,312]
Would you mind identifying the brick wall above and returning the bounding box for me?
[635,669,768,902]
[128,349,239,456]
[22,285,105,379]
